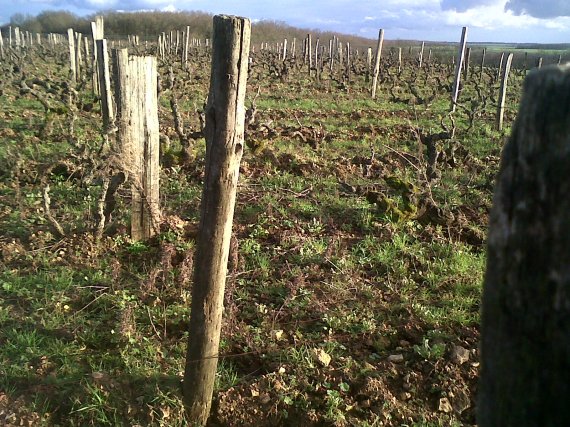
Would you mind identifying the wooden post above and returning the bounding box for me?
[479,64,570,427]
[495,53,514,131]
[75,33,83,80]
[67,28,77,83]
[464,47,471,80]
[291,37,296,59]
[497,52,505,82]
[184,26,190,64]
[96,39,114,131]
[480,48,487,81]
[398,47,402,73]
[371,29,384,99]
[0,29,4,60]
[418,41,425,68]
[537,57,543,69]
[328,39,333,69]
[282,38,287,62]
[451,26,468,112]
[114,49,160,241]
[307,33,313,75]
[183,15,250,425]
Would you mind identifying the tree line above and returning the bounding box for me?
[2,10,377,49]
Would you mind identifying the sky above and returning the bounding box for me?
[1,0,570,43]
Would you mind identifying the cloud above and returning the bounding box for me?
[505,0,570,18]
[440,0,498,12]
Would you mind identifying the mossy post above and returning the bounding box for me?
[371,29,384,99]
[479,65,570,427]
[495,52,513,131]
[451,26,468,112]
[183,15,251,426]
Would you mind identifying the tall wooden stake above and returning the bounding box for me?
[96,39,114,131]
[479,64,570,427]
[183,15,251,425]
[495,53,514,131]
[451,26,468,112]
[67,28,77,83]
[371,29,385,99]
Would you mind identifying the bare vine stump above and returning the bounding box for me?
[479,65,570,427]
[183,15,251,426]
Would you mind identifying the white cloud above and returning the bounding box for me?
[161,4,177,12]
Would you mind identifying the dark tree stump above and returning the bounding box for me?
[479,65,570,426]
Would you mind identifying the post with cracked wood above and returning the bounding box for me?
[113,49,160,241]
[479,64,570,427]
[183,14,251,426]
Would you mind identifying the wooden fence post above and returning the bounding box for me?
[495,53,514,131]
[418,41,425,68]
[114,49,160,241]
[451,26,468,112]
[479,64,570,427]
[371,29,384,99]
[0,29,4,60]
[183,15,251,426]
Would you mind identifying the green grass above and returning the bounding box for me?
[0,38,519,426]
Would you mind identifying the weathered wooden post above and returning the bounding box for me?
[495,53,514,131]
[480,48,487,81]
[67,29,77,83]
[114,49,160,241]
[0,29,4,60]
[451,26,468,112]
[291,37,296,59]
[464,47,471,80]
[96,39,114,131]
[307,33,313,75]
[282,38,287,62]
[371,29,385,99]
[398,47,402,73]
[479,64,570,427]
[75,33,83,80]
[537,57,543,69]
[184,25,190,64]
[366,46,372,82]
[91,17,104,95]
[418,41,425,68]
[183,15,251,425]
[497,52,505,82]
